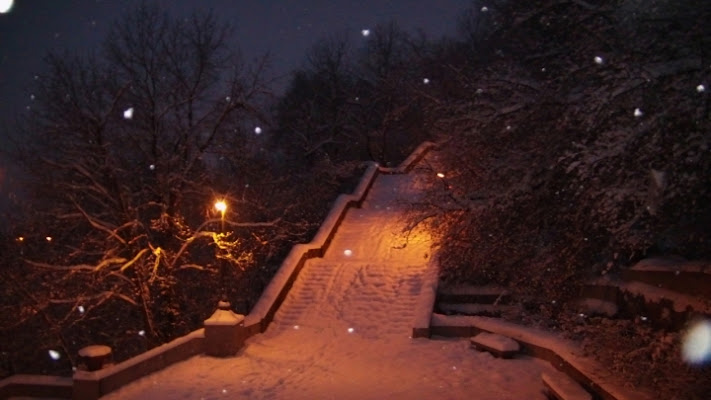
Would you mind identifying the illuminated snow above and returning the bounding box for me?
[682,320,711,365]
[697,84,706,93]
[78,305,85,314]
[361,29,370,37]
[101,164,555,400]
[481,6,489,12]
[594,56,604,64]
[423,78,430,84]
[634,108,643,117]
[138,330,146,336]
[254,126,262,134]
[48,350,61,360]
[149,164,155,170]
[123,107,134,119]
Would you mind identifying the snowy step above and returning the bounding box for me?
[541,371,592,400]
[437,285,510,304]
[470,332,520,359]
[438,302,521,318]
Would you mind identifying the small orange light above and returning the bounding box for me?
[46,236,53,242]
[436,173,445,178]
[16,236,24,242]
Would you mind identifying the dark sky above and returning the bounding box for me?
[0,0,468,213]
[0,0,468,126]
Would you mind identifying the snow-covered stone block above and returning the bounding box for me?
[78,345,112,371]
[204,301,246,357]
[542,371,592,400]
[470,332,520,358]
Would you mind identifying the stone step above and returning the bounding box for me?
[541,371,592,400]
[438,302,521,318]
[469,332,520,359]
[581,275,711,330]
[620,257,711,299]
[437,285,510,304]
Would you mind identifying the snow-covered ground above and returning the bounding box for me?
[103,163,555,400]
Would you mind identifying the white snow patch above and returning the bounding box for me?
[634,108,643,117]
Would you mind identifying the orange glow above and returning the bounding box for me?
[436,172,445,178]
[214,200,227,213]
[45,236,53,242]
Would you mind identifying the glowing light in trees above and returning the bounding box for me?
[48,350,61,360]
[361,29,370,37]
[423,78,430,84]
[436,173,445,178]
[594,56,604,65]
[45,236,53,242]
[344,249,353,256]
[697,84,706,93]
[634,108,643,118]
[347,327,354,333]
[254,126,262,135]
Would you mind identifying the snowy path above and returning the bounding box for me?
[103,165,554,400]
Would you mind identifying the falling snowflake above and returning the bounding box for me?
[149,164,155,171]
[78,305,85,314]
[123,107,134,119]
[138,330,146,336]
[682,320,711,365]
[594,56,604,65]
[254,126,262,135]
[361,29,370,37]
[475,88,483,94]
[48,350,61,360]
[225,96,231,102]
[481,6,489,12]
[634,108,643,117]
[697,84,706,93]
[423,78,430,84]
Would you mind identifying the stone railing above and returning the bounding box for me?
[0,141,436,400]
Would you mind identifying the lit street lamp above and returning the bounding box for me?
[214,200,227,232]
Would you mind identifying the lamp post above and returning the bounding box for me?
[214,200,227,232]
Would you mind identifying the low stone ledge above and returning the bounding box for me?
[470,332,520,358]
[73,329,204,399]
[543,370,593,400]
[430,314,655,400]
[0,374,72,399]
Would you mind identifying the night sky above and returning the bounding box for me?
[0,0,468,212]
[0,0,467,127]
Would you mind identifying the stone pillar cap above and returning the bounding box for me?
[205,304,244,326]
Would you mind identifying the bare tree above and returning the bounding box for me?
[5,4,273,366]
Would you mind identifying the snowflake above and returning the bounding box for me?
[48,350,61,360]
[481,6,489,12]
[634,108,643,118]
[594,56,604,65]
[149,164,155,171]
[361,29,370,37]
[254,126,262,135]
[123,107,134,119]
[697,84,706,93]
[423,78,430,84]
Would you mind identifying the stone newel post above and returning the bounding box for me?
[204,301,246,357]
